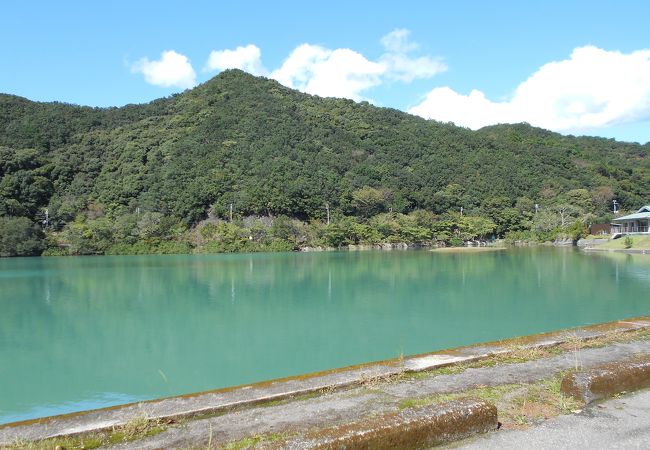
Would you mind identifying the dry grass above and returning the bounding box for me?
[397,372,583,429]
[7,415,168,450]
[217,432,293,450]
[402,326,650,383]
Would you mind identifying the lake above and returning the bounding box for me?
[1,248,649,424]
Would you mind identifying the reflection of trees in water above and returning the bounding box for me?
[1,250,649,416]
[587,252,650,286]
[189,251,503,287]
[2,251,647,334]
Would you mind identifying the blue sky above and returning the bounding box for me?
[2,0,650,143]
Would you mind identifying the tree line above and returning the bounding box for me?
[1,70,648,256]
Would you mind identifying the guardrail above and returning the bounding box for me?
[612,226,649,233]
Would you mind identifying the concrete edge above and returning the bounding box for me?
[268,398,498,450]
[581,247,650,254]
[2,314,650,445]
[560,354,650,403]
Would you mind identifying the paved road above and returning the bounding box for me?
[456,388,650,449]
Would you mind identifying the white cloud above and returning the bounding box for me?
[381,53,447,83]
[380,29,447,82]
[204,44,266,75]
[270,44,385,100]
[200,29,445,101]
[381,28,418,53]
[131,50,196,89]
[409,46,650,132]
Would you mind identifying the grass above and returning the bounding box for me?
[495,344,556,364]
[594,235,650,250]
[583,234,610,240]
[398,383,520,410]
[444,325,645,374]
[218,432,293,450]
[394,328,650,428]
[8,415,168,450]
[557,327,650,353]
[401,327,650,383]
[357,352,409,389]
[397,372,584,428]
[400,345,558,383]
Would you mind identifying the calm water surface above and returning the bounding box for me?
[1,249,649,424]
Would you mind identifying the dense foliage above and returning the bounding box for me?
[1,70,648,256]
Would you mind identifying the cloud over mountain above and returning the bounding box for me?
[204,44,266,76]
[409,46,650,132]
[131,50,196,89]
[130,40,650,137]
[203,29,446,100]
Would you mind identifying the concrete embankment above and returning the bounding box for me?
[3,316,650,449]
[278,399,497,449]
[561,355,650,403]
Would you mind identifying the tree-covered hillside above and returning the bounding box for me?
[1,70,649,256]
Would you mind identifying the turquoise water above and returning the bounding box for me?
[1,249,649,424]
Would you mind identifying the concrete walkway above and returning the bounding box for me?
[456,388,650,449]
[107,339,650,449]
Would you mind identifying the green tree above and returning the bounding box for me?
[2,69,649,256]
[481,196,524,237]
[431,184,467,214]
[565,189,593,213]
[0,216,45,256]
[351,186,389,218]
[456,215,496,241]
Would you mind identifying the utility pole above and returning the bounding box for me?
[325,202,330,225]
[229,203,233,222]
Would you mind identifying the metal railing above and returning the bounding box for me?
[613,226,649,233]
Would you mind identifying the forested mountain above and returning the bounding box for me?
[1,69,649,256]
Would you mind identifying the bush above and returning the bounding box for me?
[503,230,536,245]
[105,240,193,255]
[200,222,251,252]
[449,237,464,247]
[0,216,45,256]
[566,220,588,241]
[59,217,114,255]
[624,236,633,249]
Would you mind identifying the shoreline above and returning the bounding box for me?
[430,247,506,253]
[10,242,512,258]
[582,247,650,255]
